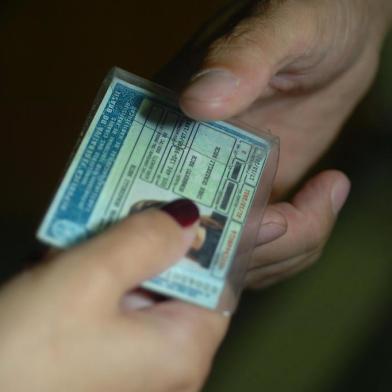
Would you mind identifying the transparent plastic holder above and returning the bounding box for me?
[37,67,279,315]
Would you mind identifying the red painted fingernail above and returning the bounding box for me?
[160,199,199,227]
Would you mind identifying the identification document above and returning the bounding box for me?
[37,68,278,313]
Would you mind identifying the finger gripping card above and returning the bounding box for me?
[37,68,279,315]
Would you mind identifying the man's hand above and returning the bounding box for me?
[180,0,391,286]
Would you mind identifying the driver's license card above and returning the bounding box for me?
[37,72,272,309]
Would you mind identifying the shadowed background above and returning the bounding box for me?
[0,1,391,391]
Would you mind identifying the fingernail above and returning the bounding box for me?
[331,176,351,215]
[122,291,155,310]
[259,222,287,244]
[183,69,240,102]
[161,199,200,228]
[258,208,287,244]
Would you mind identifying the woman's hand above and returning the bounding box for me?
[0,201,228,392]
[179,0,391,287]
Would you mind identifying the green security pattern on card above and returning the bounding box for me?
[37,71,272,309]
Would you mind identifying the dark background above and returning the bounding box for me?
[1,1,391,391]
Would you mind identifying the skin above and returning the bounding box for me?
[0,209,228,392]
[180,0,392,288]
[0,1,391,391]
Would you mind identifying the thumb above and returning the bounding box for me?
[179,1,315,120]
[247,170,351,287]
[49,200,200,310]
